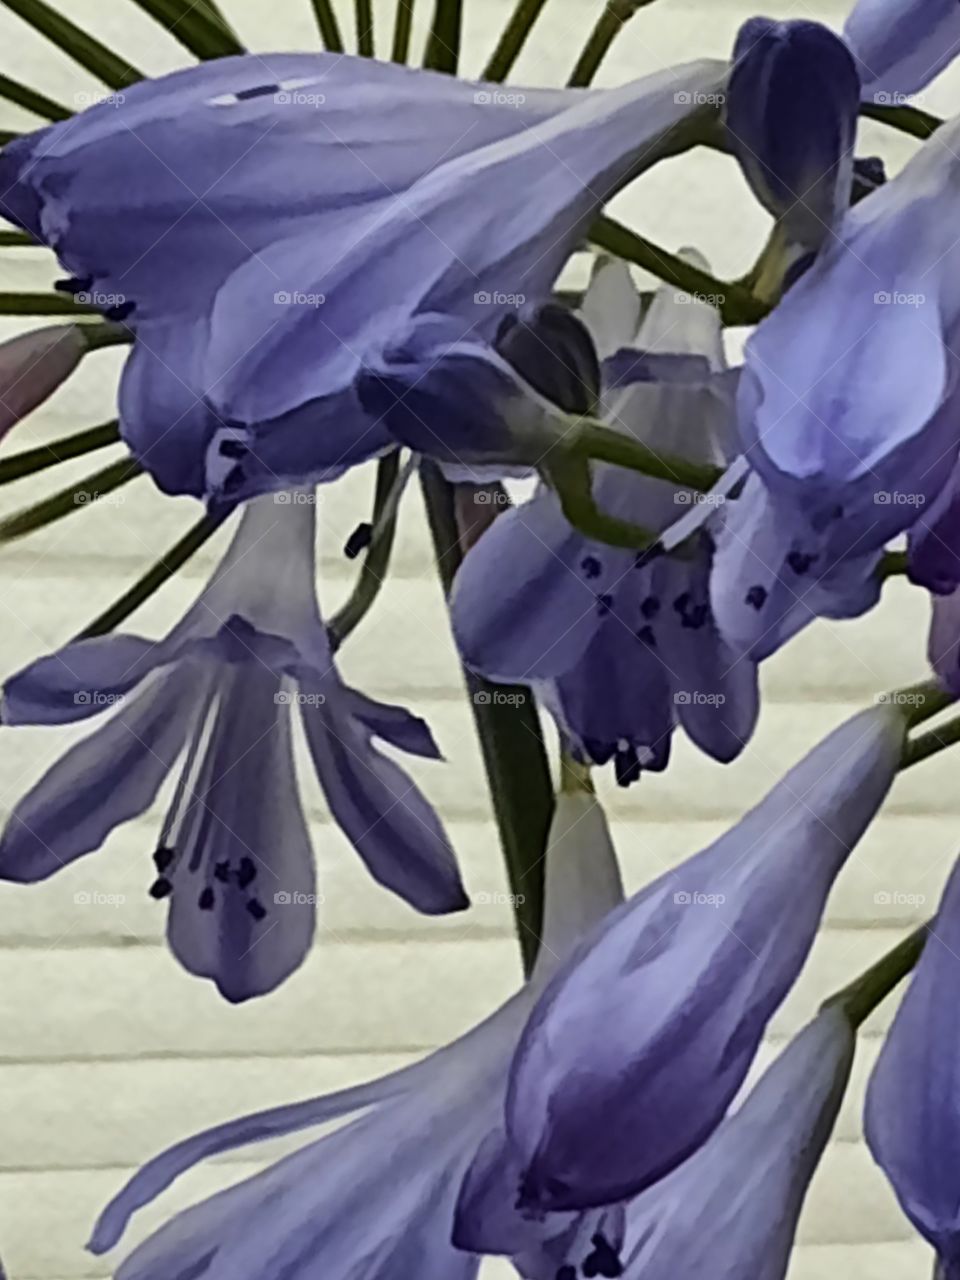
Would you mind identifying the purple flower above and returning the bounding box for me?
[844,0,960,97]
[85,791,628,1279]
[449,257,757,784]
[505,703,905,1212]
[0,324,88,437]
[612,1007,854,1280]
[0,493,465,1001]
[726,18,860,253]
[865,860,960,1275]
[710,114,960,661]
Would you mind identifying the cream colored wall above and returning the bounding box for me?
[0,1,953,1276]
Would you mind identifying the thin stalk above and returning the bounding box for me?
[573,420,722,491]
[0,231,34,247]
[590,215,769,325]
[328,453,403,650]
[391,0,414,60]
[423,0,462,73]
[889,677,955,730]
[0,130,20,146]
[825,924,927,1028]
[420,461,552,974]
[879,549,908,579]
[861,101,941,139]
[902,713,960,770]
[80,323,133,351]
[76,510,228,639]
[568,0,657,88]
[355,0,374,54]
[0,0,143,89]
[0,293,96,316]
[0,456,141,543]
[309,0,345,51]
[0,71,70,119]
[127,0,244,58]
[482,0,551,82]
[0,420,119,486]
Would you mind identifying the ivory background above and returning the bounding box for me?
[0,1,953,1276]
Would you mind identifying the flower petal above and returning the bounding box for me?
[844,0,960,96]
[929,588,960,694]
[0,325,87,437]
[506,704,904,1211]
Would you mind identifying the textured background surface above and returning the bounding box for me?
[0,0,953,1275]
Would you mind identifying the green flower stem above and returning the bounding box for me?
[890,677,956,731]
[545,452,655,551]
[127,0,244,58]
[80,322,133,351]
[0,71,70,119]
[391,0,415,61]
[0,456,141,544]
[0,0,143,89]
[0,231,34,247]
[75,509,228,639]
[861,101,942,139]
[420,461,552,975]
[328,452,403,651]
[482,0,551,82]
[0,293,96,316]
[824,925,927,1029]
[309,0,345,52]
[879,549,908,579]
[423,0,462,73]
[568,0,658,88]
[355,0,374,54]
[0,420,119,486]
[901,712,960,770]
[572,419,722,491]
[590,215,769,325]
[0,130,20,146]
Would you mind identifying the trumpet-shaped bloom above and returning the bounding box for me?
[87,791,627,1280]
[506,703,905,1211]
[726,18,860,252]
[611,1007,854,1279]
[0,55,723,501]
[0,324,88,437]
[0,493,464,1001]
[450,257,757,783]
[844,0,960,97]
[711,113,960,661]
[865,860,960,1277]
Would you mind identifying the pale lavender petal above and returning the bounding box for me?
[506,705,904,1211]
[929,588,960,694]
[844,0,960,96]
[0,666,198,882]
[343,689,443,760]
[3,634,163,725]
[909,457,960,593]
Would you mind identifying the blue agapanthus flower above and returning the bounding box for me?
[504,704,904,1211]
[844,0,960,97]
[448,257,757,785]
[0,53,723,504]
[0,493,465,1001]
[85,791,629,1280]
[710,113,960,661]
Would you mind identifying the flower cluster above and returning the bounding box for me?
[0,0,959,1276]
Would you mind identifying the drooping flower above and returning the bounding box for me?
[0,324,89,437]
[710,112,960,661]
[844,0,960,98]
[86,789,628,1280]
[611,1007,855,1280]
[0,491,465,1001]
[1,54,723,502]
[865,860,960,1276]
[448,257,757,785]
[505,703,905,1212]
[726,18,860,254]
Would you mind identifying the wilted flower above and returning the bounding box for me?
[0,492,464,1001]
[844,0,960,98]
[449,258,756,785]
[0,324,89,437]
[505,703,905,1211]
[726,18,860,254]
[86,789,628,1280]
[710,113,960,661]
[866,860,960,1277]
[605,1007,855,1279]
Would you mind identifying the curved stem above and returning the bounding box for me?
[0,420,119,486]
[423,0,462,72]
[902,712,960,770]
[824,924,927,1028]
[482,0,551,82]
[76,510,228,639]
[309,0,345,51]
[570,419,722,491]
[0,456,141,543]
[355,0,374,54]
[568,0,658,88]
[0,293,97,316]
[0,70,70,119]
[127,0,244,58]
[861,101,941,139]
[0,0,143,89]
[391,0,415,61]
